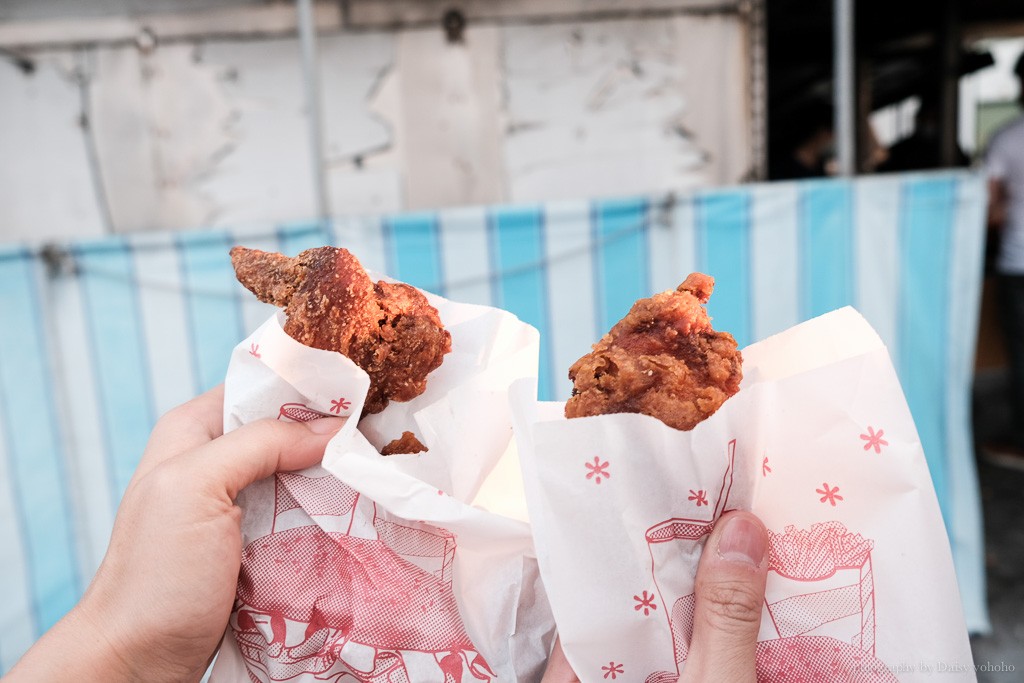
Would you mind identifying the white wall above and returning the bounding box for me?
[0,3,753,243]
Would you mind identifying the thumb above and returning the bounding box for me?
[179,416,346,499]
[680,511,768,683]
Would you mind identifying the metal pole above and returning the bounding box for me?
[834,0,855,176]
[939,0,960,167]
[749,0,768,181]
[297,0,330,222]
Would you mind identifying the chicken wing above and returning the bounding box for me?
[231,245,451,415]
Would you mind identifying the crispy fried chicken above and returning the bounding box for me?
[564,273,742,431]
[231,245,451,415]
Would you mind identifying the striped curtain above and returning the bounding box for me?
[0,171,988,671]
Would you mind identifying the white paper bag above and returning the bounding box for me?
[210,288,556,683]
[513,307,975,683]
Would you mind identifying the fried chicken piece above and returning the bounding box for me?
[231,245,451,415]
[564,273,742,431]
[380,431,429,455]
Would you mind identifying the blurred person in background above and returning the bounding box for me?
[769,101,835,180]
[984,51,1024,467]
[878,93,970,173]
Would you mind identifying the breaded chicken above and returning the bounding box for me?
[231,245,451,415]
[380,431,429,455]
[564,273,742,431]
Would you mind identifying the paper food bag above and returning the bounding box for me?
[210,288,556,683]
[513,307,975,683]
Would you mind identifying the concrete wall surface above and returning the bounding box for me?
[0,1,752,242]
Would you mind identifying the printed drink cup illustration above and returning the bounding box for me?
[230,404,494,683]
[643,440,897,683]
[643,440,736,676]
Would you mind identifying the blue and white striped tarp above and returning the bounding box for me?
[0,171,989,671]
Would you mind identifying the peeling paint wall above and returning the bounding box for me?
[198,34,399,226]
[384,27,507,210]
[501,16,749,203]
[0,5,752,242]
[90,43,236,231]
[0,53,108,241]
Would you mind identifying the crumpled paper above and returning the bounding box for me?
[210,288,556,683]
[512,307,975,683]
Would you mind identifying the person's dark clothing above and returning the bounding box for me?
[998,274,1024,449]
[770,155,826,181]
[879,135,969,173]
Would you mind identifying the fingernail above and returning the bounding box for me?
[717,516,767,567]
[305,418,344,435]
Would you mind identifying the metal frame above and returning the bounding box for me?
[297,0,329,221]
[834,0,855,176]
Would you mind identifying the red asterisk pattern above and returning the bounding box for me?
[602,662,624,680]
[762,456,772,477]
[249,343,261,358]
[860,426,889,454]
[330,397,351,414]
[633,591,657,616]
[816,483,844,506]
[688,489,708,506]
[585,456,611,484]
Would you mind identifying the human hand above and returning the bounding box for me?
[540,511,768,683]
[8,385,344,683]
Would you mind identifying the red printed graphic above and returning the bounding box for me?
[250,343,262,358]
[585,456,611,484]
[687,490,708,507]
[762,456,771,477]
[641,441,895,682]
[764,523,876,641]
[634,591,657,616]
[231,471,493,682]
[330,398,351,414]
[816,483,843,506]
[860,426,888,454]
[601,662,624,679]
[278,403,332,423]
[270,472,359,534]
[642,439,735,675]
[755,522,893,681]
